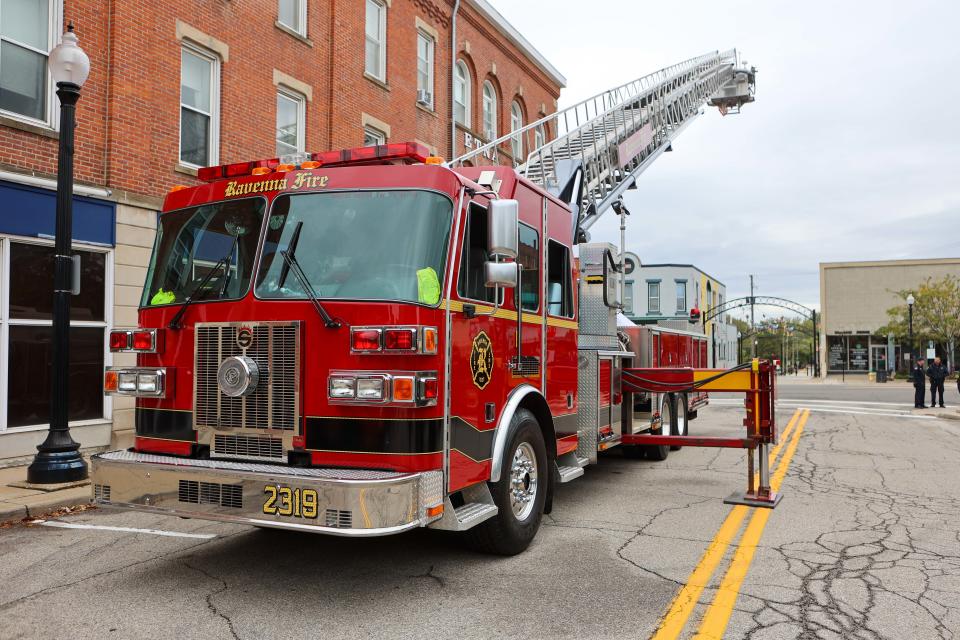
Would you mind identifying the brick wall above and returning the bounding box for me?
[0,0,562,205]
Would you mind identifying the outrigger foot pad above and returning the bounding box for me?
[723,491,782,509]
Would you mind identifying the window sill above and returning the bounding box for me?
[3,418,113,434]
[0,114,58,140]
[274,21,312,46]
[174,164,199,177]
[364,73,390,91]
[416,102,438,118]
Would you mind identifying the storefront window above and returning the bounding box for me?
[827,334,870,372]
[1,239,109,429]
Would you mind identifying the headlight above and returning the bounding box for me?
[137,373,159,393]
[329,377,356,398]
[356,377,385,400]
[103,367,169,398]
[118,372,138,392]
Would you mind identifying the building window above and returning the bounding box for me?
[363,125,386,146]
[278,0,306,36]
[180,45,219,167]
[534,124,546,150]
[276,89,305,156]
[518,223,539,312]
[510,101,524,161]
[416,31,434,108]
[454,60,470,127]
[0,0,55,124]
[364,0,386,81]
[547,240,573,318]
[482,81,497,141]
[1,238,110,430]
[648,281,660,314]
[675,280,686,312]
[623,280,634,315]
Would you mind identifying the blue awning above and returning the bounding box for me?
[0,179,115,246]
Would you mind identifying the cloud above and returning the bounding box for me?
[489,0,960,307]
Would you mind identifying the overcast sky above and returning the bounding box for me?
[488,0,960,313]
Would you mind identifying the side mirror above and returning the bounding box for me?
[485,261,518,289]
[488,199,519,258]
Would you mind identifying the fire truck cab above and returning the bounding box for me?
[93,143,638,554]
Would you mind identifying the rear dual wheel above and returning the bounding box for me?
[645,395,672,461]
[670,394,689,451]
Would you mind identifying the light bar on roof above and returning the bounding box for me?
[194,142,433,184]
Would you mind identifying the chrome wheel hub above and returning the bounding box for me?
[509,442,539,520]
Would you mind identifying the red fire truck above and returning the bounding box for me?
[92,52,758,554]
[618,323,710,461]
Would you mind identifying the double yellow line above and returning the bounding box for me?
[651,408,810,640]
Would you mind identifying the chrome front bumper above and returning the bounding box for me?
[91,450,444,536]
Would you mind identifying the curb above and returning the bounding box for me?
[0,494,93,524]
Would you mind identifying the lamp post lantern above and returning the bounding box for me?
[907,293,915,371]
[27,24,91,484]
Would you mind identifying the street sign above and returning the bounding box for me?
[926,348,936,359]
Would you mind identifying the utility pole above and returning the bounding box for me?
[749,275,756,358]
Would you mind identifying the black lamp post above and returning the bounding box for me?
[907,293,915,371]
[27,24,91,484]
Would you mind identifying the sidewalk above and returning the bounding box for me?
[777,373,918,387]
[0,460,94,522]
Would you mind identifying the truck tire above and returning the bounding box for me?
[465,409,547,556]
[670,393,689,451]
[646,394,673,461]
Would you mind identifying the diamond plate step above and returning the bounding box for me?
[556,464,584,483]
[454,502,498,528]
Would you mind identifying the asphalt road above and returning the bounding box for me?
[2,383,959,639]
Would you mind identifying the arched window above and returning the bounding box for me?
[510,101,524,161]
[454,61,471,127]
[482,81,497,141]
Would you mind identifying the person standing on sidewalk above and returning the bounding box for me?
[913,357,927,408]
[927,356,948,407]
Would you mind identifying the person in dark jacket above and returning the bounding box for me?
[912,358,927,408]
[927,356,948,407]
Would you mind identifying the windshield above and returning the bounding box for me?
[141,198,265,307]
[256,191,452,305]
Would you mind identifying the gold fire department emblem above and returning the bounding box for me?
[470,331,494,390]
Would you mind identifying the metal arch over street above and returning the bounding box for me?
[701,296,820,377]
[702,296,814,323]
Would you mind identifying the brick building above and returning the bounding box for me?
[0,0,565,462]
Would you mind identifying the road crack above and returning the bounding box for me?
[181,559,241,640]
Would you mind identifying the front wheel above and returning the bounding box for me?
[465,409,547,555]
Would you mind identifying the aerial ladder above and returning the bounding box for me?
[450,49,756,240]
[451,50,779,508]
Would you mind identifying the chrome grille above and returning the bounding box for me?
[195,322,299,431]
[178,480,243,509]
[213,434,284,461]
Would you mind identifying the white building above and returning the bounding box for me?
[621,255,738,369]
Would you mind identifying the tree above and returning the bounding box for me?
[879,275,960,367]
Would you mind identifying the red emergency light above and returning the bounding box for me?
[311,142,430,167]
[197,158,278,183]
[195,142,434,184]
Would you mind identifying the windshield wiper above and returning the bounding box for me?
[168,236,238,330]
[278,221,341,329]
